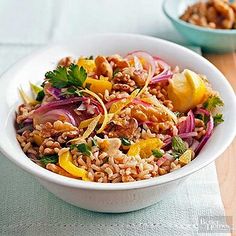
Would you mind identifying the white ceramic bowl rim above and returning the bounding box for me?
[163,0,236,34]
[0,33,235,191]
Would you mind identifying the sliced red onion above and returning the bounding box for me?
[126,51,156,77]
[23,118,33,125]
[153,57,171,77]
[46,87,63,100]
[195,108,210,116]
[133,56,143,70]
[34,97,87,115]
[90,98,104,114]
[163,132,198,148]
[195,116,214,155]
[150,73,173,85]
[179,132,198,139]
[190,139,200,152]
[186,110,195,133]
[177,120,187,134]
[32,97,88,126]
[33,108,76,126]
[178,110,195,134]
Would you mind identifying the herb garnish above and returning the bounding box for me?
[40,155,58,165]
[36,90,45,101]
[213,113,224,126]
[45,64,87,89]
[70,143,91,156]
[152,149,163,158]
[203,95,224,111]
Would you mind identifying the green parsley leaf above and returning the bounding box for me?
[213,113,224,126]
[152,149,163,158]
[45,66,68,88]
[36,90,45,101]
[40,155,58,165]
[203,95,224,111]
[172,136,187,156]
[121,137,131,146]
[77,143,91,156]
[45,64,87,89]
[68,64,87,87]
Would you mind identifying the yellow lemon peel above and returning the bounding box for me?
[82,114,101,139]
[80,89,108,133]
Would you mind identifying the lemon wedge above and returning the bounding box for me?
[167,69,206,112]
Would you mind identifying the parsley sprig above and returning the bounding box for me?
[152,149,164,158]
[70,143,91,156]
[213,113,224,126]
[202,95,224,126]
[45,64,87,89]
[40,155,58,165]
[203,95,224,111]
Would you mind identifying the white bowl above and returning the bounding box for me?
[0,34,235,213]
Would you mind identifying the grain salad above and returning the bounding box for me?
[180,0,236,29]
[16,51,224,183]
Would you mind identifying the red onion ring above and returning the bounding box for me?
[133,56,143,71]
[153,56,171,75]
[33,108,77,126]
[195,116,214,155]
[34,97,87,115]
[163,132,198,148]
[126,51,156,77]
[46,87,63,100]
[195,108,210,116]
[150,73,173,85]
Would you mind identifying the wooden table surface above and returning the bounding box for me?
[204,53,236,235]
